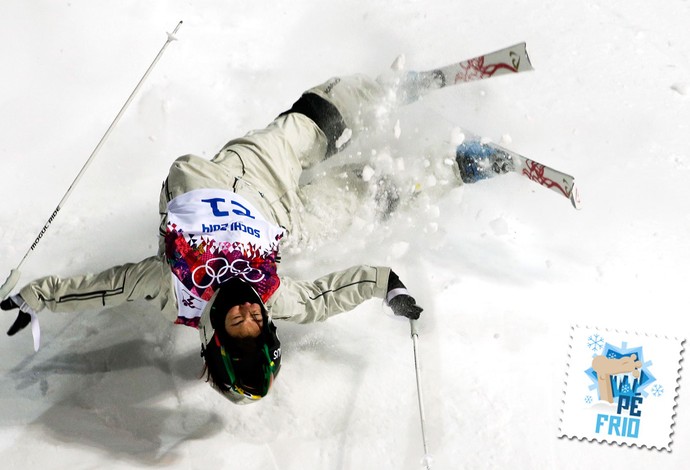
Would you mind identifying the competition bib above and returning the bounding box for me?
[165,189,283,327]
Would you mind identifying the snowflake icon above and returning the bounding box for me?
[651,384,664,397]
[587,334,605,352]
[584,395,593,404]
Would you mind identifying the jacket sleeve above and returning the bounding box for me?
[18,256,177,318]
[267,265,390,324]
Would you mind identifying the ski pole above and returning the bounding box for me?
[410,319,433,469]
[0,21,183,300]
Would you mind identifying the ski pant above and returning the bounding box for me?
[158,74,386,248]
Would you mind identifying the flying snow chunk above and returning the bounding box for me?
[450,127,465,146]
[426,204,440,218]
[390,54,406,71]
[336,128,353,149]
[396,157,405,172]
[361,165,376,182]
[671,82,689,96]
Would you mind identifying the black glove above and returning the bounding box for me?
[386,271,423,320]
[1,297,32,336]
[389,294,423,320]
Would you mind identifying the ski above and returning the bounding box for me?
[393,43,534,102]
[427,42,533,87]
[455,133,582,209]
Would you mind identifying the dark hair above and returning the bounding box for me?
[201,340,230,392]
[199,278,282,398]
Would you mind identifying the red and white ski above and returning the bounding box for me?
[455,134,582,210]
[427,42,533,87]
[390,43,534,103]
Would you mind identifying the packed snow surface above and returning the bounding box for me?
[1,1,689,469]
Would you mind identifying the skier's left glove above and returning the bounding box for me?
[1,295,32,336]
[386,270,423,320]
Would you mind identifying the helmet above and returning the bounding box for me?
[198,277,281,404]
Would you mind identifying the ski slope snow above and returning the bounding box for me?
[1,1,689,468]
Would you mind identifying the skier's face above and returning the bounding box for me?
[224,302,263,339]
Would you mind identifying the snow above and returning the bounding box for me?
[1,0,689,468]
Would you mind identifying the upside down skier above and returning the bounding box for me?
[1,74,424,404]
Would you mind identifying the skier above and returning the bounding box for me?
[1,74,423,404]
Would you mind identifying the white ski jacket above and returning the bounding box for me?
[19,75,392,326]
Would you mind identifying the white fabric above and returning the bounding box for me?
[386,287,409,304]
[11,294,40,352]
[166,188,285,324]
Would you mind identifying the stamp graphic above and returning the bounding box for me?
[559,326,684,450]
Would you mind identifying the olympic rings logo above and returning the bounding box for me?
[192,257,266,288]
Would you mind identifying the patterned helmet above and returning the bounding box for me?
[198,277,281,404]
